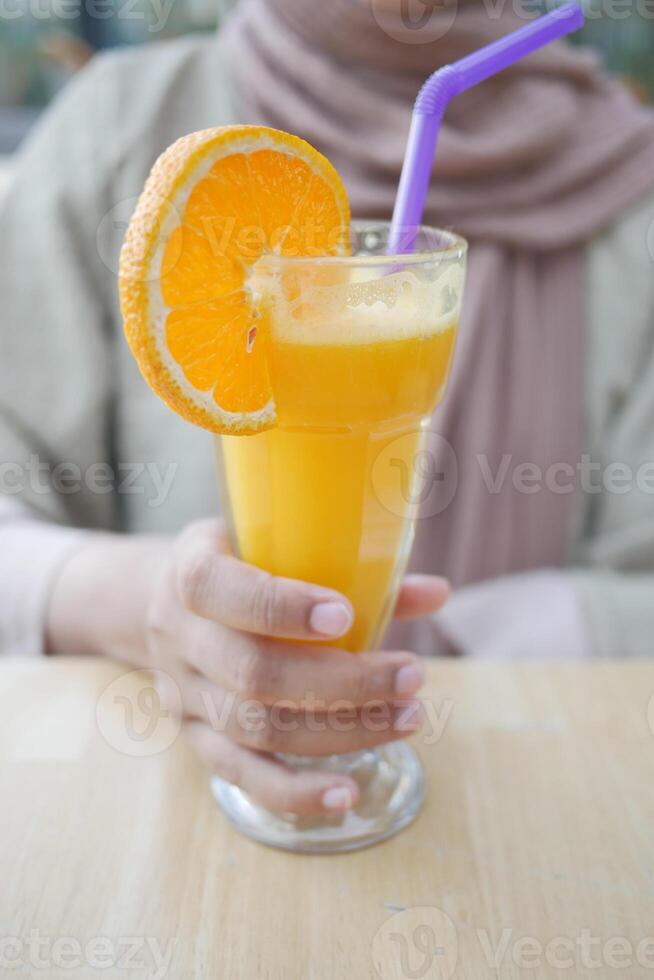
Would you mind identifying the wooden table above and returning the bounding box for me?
[2,657,654,979]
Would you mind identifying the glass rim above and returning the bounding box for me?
[257,220,468,268]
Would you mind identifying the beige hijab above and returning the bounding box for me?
[224,0,654,586]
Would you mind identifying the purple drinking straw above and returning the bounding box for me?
[388,2,585,254]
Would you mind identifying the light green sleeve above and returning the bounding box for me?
[573,571,654,658]
[572,193,654,657]
[0,54,120,531]
[0,35,236,534]
[0,37,234,655]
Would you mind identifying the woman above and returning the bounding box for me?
[2,0,654,814]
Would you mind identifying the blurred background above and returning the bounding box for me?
[0,0,653,191]
[0,0,233,153]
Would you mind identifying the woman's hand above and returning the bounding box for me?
[46,519,449,816]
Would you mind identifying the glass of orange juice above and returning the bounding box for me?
[212,221,467,852]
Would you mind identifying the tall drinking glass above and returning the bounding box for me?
[212,221,467,852]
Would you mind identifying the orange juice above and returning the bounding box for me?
[218,275,458,651]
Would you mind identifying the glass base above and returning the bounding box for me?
[210,742,424,854]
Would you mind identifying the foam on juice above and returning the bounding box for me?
[252,264,464,348]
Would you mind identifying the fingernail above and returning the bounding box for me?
[322,786,355,811]
[310,602,352,637]
[394,700,423,732]
[394,662,426,697]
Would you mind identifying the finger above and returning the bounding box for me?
[393,574,450,620]
[176,527,353,641]
[183,683,424,757]
[176,516,233,554]
[185,618,426,706]
[185,722,359,816]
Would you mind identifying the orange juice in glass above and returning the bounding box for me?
[213,221,467,852]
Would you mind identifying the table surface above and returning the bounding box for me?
[2,657,654,979]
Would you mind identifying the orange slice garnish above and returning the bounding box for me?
[119,126,350,433]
